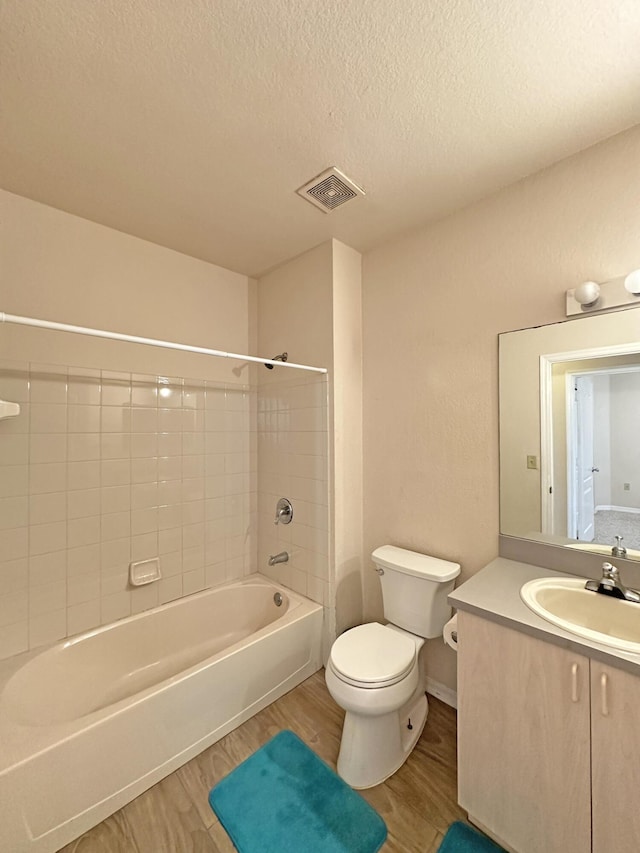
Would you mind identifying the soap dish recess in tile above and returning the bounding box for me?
[129,558,161,586]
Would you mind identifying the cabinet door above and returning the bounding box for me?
[591,663,640,853]
[457,612,591,853]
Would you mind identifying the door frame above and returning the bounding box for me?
[539,342,640,535]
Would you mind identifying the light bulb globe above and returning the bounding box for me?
[574,281,600,306]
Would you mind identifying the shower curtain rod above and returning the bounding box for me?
[0,312,328,374]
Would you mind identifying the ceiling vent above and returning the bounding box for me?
[296,167,365,213]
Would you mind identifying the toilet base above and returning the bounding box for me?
[336,691,429,789]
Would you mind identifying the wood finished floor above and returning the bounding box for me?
[59,671,465,853]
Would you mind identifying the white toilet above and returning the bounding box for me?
[325,545,460,789]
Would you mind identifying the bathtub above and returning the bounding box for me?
[0,575,323,853]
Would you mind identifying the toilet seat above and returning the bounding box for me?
[329,622,417,689]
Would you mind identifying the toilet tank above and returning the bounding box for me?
[372,545,460,638]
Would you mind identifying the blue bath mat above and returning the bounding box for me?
[208,730,387,853]
[438,821,506,853]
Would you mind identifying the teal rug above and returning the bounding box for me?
[208,730,387,853]
[438,821,506,853]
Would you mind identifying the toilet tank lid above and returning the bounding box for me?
[371,545,460,581]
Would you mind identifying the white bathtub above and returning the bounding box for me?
[0,575,323,853]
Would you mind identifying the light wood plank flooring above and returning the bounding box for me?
[60,671,465,853]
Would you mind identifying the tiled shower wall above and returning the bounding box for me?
[0,360,256,660]
[0,360,330,661]
[257,373,330,607]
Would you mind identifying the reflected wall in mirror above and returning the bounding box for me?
[500,306,640,561]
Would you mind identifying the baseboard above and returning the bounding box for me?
[595,505,640,514]
[426,677,457,709]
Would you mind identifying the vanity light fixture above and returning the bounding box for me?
[573,281,601,306]
[566,269,640,316]
[624,269,640,295]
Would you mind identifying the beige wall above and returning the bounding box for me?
[256,239,364,646]
[331,241,364,633]
[362,125,640,691]
[0,190,254,658]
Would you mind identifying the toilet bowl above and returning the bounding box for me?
[326,545,460,789]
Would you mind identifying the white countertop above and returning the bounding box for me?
[449,557,640,675]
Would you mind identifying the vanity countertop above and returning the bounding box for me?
[449,557,640,675]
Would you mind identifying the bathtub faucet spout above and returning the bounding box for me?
[268,551,289,566]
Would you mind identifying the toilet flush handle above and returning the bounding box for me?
[374,567,384,575]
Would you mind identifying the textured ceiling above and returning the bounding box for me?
[2,0,640,276]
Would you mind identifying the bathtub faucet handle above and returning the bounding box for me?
[274,497,293,525]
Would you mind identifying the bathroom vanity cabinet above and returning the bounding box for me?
[457,610,640,853]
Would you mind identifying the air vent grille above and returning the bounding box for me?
[296,167,365,213]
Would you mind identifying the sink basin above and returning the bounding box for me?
[520,577,640,654]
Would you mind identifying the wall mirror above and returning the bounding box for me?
[499,306,640,561]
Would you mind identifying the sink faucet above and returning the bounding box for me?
[611,535,627,558]
[585,561,640,603]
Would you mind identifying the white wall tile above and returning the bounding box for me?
[159,527,182,554]
[29,609,67,648]
[67,572,100,606]
[68,461,100,490]
[101,459,131,487]
[101,433,131,459]
[101,591,131,624]
[67,544,100,578]
[131,583,158,614]
[132,507,158,536]
[68,369,101,406]
[68,515,100,548]
[67,488,101,520]
[0,465,29,498]
[0,589,28,627]
[30,580,66,616]
[101,484,130,514]
[131,532,157,561]
[67,599,101,636]
[101,406,131,433]
[29,521,66,556]
[0,557,28,593]
[101,372,131,406]
[29,550,66,586]
[30,403,67,433]
[0,620,29,660]
[131,482,158,510]
[131,457,158,484]
[131,375,158,408]
[131,433,157,458]
[68,433,101,462]
[183,567,205,595]
[30,433,67,464]
[160,550,182,577]
[158,575,182,604]
[29,462,67,494]
[30,366,67,404]
[68,405,101,433]
[102,511,131,541]
[101,564,129,597]
[0,495,28,530]
[0,434,29,466]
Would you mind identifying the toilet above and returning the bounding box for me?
[325,545,460,789]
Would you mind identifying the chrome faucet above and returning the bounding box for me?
[585,561,640,603]
[268,551,289,566]
[611,536,627,558]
